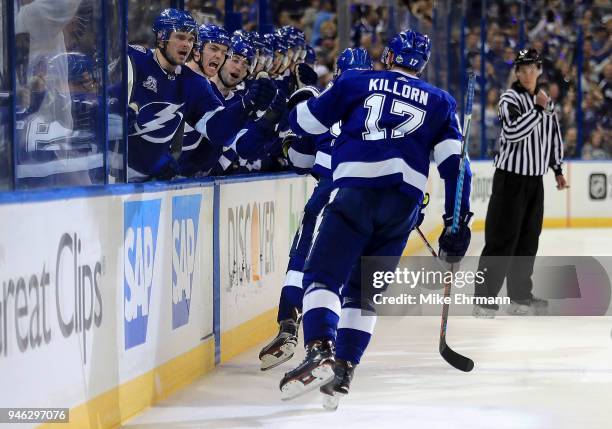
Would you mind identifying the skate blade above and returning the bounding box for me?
[260,343,296,371]
[280,363,334,401]
[322,392,343,411]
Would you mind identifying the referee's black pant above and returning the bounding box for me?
[475,169,544,305]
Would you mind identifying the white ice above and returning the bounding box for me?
[123,228,612,429]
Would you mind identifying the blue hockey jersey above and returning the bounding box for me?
[178,84,242,177]
[127,45,248,180]
[287,122,337,179]
[289,69,471,214]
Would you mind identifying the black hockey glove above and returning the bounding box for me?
[415,193,430,228]
[281,131,298,158]
[262,93,288,125]
[438,211,473,263]
[242,78,276,116]
[287,86,320,112]
[295,63,318,89]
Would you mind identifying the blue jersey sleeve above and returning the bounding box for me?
[233,117,278,161]
[287,136,316,175]
[289,74,352,136]
[187,76,251,148]
[432,97,471,215]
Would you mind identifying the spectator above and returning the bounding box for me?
[564,127,578,159]
[582,128,610,160]
[311,0,335,46]
[599,63,612,118]
[301,0,321,42]
[351,6,383,48]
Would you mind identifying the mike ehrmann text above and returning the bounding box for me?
[373,293,511,306]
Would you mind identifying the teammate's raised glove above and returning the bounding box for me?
[294,63,318,89]
[242,78,276,115]
[262,93,287,124]
[287,86,319,112]
[438,211,473,263]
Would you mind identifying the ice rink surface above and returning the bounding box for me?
[124,228,612,429]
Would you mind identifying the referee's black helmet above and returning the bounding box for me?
[514,48,542,68]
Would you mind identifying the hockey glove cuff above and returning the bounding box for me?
[415,192,430,228]
[281,131,298,158]
[438,211,473,263]
[287,86,319,112]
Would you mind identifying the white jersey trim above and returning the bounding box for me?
[17,154,103,178]
[433,139,462,166]
[303,287,341,317]
[337,307,377,334]
[296,101,328,135]
[314,151,332,169]
[195,105,225,139]
[333,158,428,192]
[283,270,304,289]
[288,147,316,169]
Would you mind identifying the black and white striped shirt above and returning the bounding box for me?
[494,81,564,176]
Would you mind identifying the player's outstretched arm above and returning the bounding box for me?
[194,77,277,145]
[288,74,349,137]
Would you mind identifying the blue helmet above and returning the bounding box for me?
[304,45,316,66]
[261,33,277,54]
[255,33,275,71]
[48,52,97,87]
[280,26,306,49]
[233,29,255,45]
[336,48,373,74]
[230,34,256,65]
[382,30,431,71]
[152,8,198,43]
[197,23,230,50]
[249,31,265,53]
[270,32,289,54]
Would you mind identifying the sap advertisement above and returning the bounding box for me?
[120,189,214,378]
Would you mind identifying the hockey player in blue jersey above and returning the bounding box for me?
[187,23,231,79]
[127,9,275,181]
[258,48,374,371]
[178,34,256,177]
[279,30,473,400]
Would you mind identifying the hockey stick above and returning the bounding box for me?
[415,226,474,372]
[438,72,476,373]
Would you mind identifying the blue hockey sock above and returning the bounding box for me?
[335,307,377,364]
[302,286,341,344]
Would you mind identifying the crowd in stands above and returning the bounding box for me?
[4,0,610,192]
[173,0,611,160]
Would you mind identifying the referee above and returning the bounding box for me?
[473,48,569,318]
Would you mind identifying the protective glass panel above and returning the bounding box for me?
[128,0,172,46]
[14,0,105,189]
[107,0,125,183]
[185,0,223,25]
[0,0,11,190]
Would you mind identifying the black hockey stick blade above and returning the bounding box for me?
[440,341,474,372]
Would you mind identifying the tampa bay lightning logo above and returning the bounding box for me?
[181,122,204,151]
[131,102,185,144]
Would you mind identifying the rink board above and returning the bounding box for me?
[217,176,314,363]
[406,160,612,255]
[0,162,610,429]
